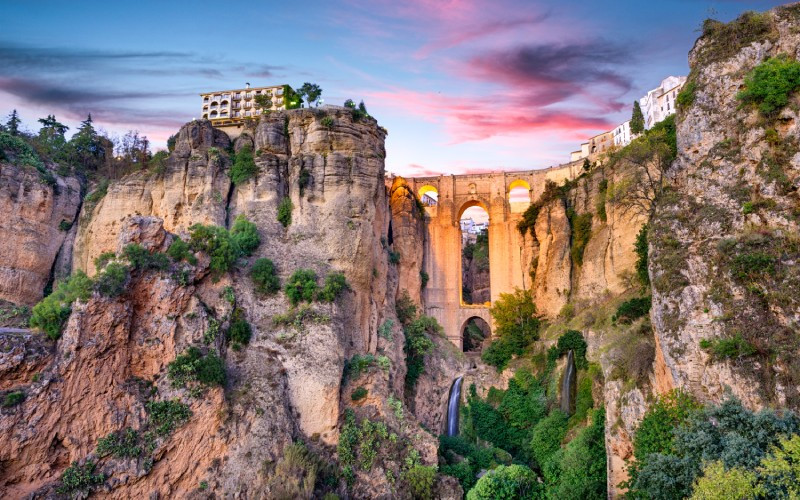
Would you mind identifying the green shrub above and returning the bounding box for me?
[96,428,141,458]
[698,11,775,65]
[351,386,368,401]
[285,269,318,306]
[731,251,775,281]
[277,196,293,227]
[146,399,192,435]
[167,238,197,265]
[318,272,349,302]
[482,289,540,370]
[404,465,436,499]
[59,219,73,231]
[396,290,417,325]
[613,296,652,324]
[30,271,93,339]
[467,464,541,500]
[690,461,762,500]
[344,354,376,380]
[94,251,117,271]
[321,116,334,129]
[188,223,238,274]
[94,262,129,297]
[167,346,226,389]
[272,304,330,330]
[299,168,311,195]
[699,332,757,359]
[227,308,252,347]
[596,179,608,222]
[378,319,394,341]
[123,244,169,271]
[230,144,257,185]
[230,214,260,255]
[3,391,25,407]
[420,270,429,289]
[530,410,568,469]
[404,316,438,390]
[57,460,104,494]
[441,461,475,492]
[548,329,588,370]
[632,389,700,462]
[635,224,650,287]
[676,80,697,109]
[738,55,800,117]
[546,408,607,499]
[568,210,592,266]
[250,258,280,294]
[388,250,401,264]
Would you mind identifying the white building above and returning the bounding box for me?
[612,120,632,147]
[640,76,686,130]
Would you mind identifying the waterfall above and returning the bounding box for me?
[560,349,576,415]
[446,376,464,436]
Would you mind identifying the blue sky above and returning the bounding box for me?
[0,0,787,176]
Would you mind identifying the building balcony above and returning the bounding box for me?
[233,93,241,100]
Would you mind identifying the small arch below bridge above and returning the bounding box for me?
[451,307,492,350]
[462,316,490,352]
[418,184,439,206]
[508,179,532,213]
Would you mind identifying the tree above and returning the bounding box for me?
[298,82,322,107]
[5,109,21,136]
[36,115,69,159]
[631,101,645,134]
[253,94,273,112]
[606,115,676,218]
[467,464,541,500]
[481,288,541,370]
[116,130,150,167]
[69,114,105,170]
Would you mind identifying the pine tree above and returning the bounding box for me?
[6,109,21,136]
[631,101,645,134]
[69,114,105,170]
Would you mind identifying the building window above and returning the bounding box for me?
[234,93,241,99]
[245,111,251,117]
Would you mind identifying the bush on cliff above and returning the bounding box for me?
[30,271,93,339]
[227,307,252,348]
[230,214,260,255]
[285,269,318,306]
[738,55,800,117]
[404,316,438,391]
[317,272,349,302]
[167,346,226,389]
[466,464,541,500]
[94,261,130,297]
[250,258,280,294]
[277,196,293,227]
[188,217,259,275]
[230,144,257,185]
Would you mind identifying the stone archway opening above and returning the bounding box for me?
[459,203,490,305]
[462,316,490,352]
[508,179,532,213]
[419,185,438,206]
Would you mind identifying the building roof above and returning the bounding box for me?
[199,84,288,96]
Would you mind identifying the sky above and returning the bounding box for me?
[0,0,788,177]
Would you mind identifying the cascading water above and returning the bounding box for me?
[446,376,464,436]
[560,349,576,415]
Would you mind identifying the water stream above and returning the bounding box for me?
[446,376,464,436]
[560,349,576,415]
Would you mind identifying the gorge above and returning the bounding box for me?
[3,4,800,499]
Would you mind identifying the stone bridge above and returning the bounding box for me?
[407,160,583,348]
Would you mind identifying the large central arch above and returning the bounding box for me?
[407,161,583,347]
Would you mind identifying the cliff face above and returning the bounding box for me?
[0,110,464,498]
[0,163,82,305]
[651,6,800,411]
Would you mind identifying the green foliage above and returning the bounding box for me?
[463,318,487,352]
[378,318,395,341]
[167,238,197,265]
[730,251,776,281]
[94,261,130,297]
[227,308,252,347]
[530,410,568,469]
[404,316,438,391]
[690,461,762,500]
[351,386,368,401]
[285,269,318,306]
[58,460,104,494]
[230,214,260,255]
[344,354,377,380]
[420,270,429,289]
[30,271,93,339]
[188,223,239,274]
[298,167,311,194]
[94,251,116,271]
[676,80,697,109]
[466,464,541,500]
[277,196,293,227]
[699,332,757,360]
[631,101,645,134]
[59,219,73,231]
[546,408,607,499]
[482,289,540,370]
[253,94,273,111]
[568,210,593,266]
[167,346,226,389]
[632,389,700,462]
[96,428,141,458]
[318,272,349,302]
[0,131,44,170]
[547,329,589,370]
[272,304,330,331]
[758,434,800,498]
[517,180,570,238]
[388,250,401,264]
[230,144,257,185]
[123,244,169,271]
[146,399,192,435]
[613,296,651,324]
[3,391,25,407]
[737,55,800,117]
[395,290,417,325]
[298,82,323,107]
[321,116,334,129]
[635,224,650,287]
[596,178,608,222]
[250,258,280,294]
[403,464,436,499]
[337,410,390,484]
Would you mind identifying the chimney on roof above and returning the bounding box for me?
[245,82,250,89]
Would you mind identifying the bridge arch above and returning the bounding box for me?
[461,315,490,352]
[456,198,490,222]
[418,184,439,206]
